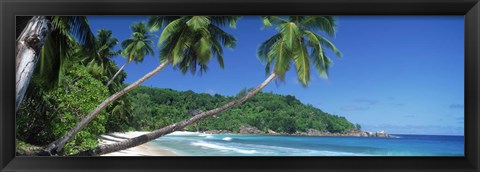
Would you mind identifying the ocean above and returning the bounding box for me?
[150,132,464,156]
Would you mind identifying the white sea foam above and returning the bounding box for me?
[228,143,374,156]
[198,133,214,139]
[166,131,201,136]
[222,137,233,141]
[191,141,258,154]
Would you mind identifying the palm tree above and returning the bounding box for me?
[74,16,342,156]
[106,22,155,86]
[82,29,121,83]
[16,16,95,113]
[85,29,134,132]
[149,16,238,75]
[259,16,342,82]
[43,16,239,155]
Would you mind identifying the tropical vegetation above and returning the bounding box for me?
[15,15,348,156]
[106,22,155,86]
[126,86,356,134]
[16,16,96,113]
[40,16,240,155]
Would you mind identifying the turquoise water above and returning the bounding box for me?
[150,132,464,156]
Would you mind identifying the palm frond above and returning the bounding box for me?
[316,35,342,57]
[210,38,225,68]
[300,16,337,37]
[210,16,241,28]
[159,18,185,45]
[121,22,155,63]
[289,16,308,24]
[261,16,288,27]
[160,16,238,75]
[310,42,332,79]
[269,37,292,76]
[50,16,96,53]
[37,31,74,88]
[257,16,341,85]
[194,37,213,65]
[148,16,182,32]
[257,33,282,64]
[277,22,301,49]
[159,26,184,62]
[186,16,211,31]
[207,24,237,48]
[293,41,310,86]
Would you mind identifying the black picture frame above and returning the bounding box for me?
[1,0,479,171]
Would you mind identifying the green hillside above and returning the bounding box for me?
[127,86,358,134]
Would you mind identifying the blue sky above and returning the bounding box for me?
[88,16,464,135]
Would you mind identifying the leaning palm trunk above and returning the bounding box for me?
[75,72,277,156]
[15,16,52,113]
[44,60,171,155]
[106,61,129,87]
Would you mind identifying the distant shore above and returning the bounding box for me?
[99,131,178,156]
[203,125,398,138]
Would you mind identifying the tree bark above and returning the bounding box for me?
[106,61,129,87]
[44,60,171,155]
[16,16,52,113]
[75,72,277,156]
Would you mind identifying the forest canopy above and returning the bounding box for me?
[126,86,357,134]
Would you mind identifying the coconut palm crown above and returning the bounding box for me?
[148,16,239,75]
[121,22,155,64]
[258,16,342,86]
[106,22,155,86]
[83,29,121,82]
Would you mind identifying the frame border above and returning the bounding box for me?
[1,0,479,171]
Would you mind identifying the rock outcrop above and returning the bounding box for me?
[239,125,264,134]
[203,125,397,138]
[291,129,396,138]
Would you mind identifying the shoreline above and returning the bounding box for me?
[97,130,396,156]
[96,131,461,156]
[203,126,398,138]
[99,131,179,156]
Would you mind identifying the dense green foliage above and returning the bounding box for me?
[16,28,130,155]
[17,63,110,155]
[126,86,356,134]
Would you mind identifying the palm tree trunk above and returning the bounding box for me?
[106,61,129,87]
[44,60,171,155]
[16,16,52,113]
[75,72,277,156]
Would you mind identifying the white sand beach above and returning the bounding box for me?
[99,131,178,156]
